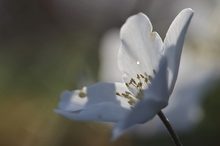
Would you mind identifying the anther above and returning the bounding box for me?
[116,92,121,96]
[128,99,136,106]
[148,75,153,81]
[140,74,145,78]
[137,82,143,88]
[125,91,131,95]
[79,91,86,98]
[125,83,129,87]
[130,78,137,85]
[122,93,128,98]
[144,78,148,83]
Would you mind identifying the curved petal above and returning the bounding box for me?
[118,13,163,83]
[163,8,194,94]
[55,82,132,122]
[112,57,169,140]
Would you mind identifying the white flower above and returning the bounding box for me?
[54,8,193,140]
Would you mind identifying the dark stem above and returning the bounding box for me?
[157,111,183,146]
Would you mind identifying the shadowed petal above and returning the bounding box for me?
[55,82,131,122]
[163,8,194,94]
[112,57,169,140]
[118,13,163,82]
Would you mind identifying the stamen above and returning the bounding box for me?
[148,75,153,81]
[128,99,136,106]
[129,78,137,85]
[144,78,148,83]
[136,90,144,100]
[137,82,143,88]
[116,92,121,96]
[125,91,131,95]
[127,95,134,100]
[137,74,140,79]
[125,83,129,87]
[116,70,156,106]
[121,93,128,98]
[140,74,145,78]
[79,91,86,98]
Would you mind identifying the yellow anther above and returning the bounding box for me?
[128,99,136,106]
[116,92,121,96]
[132,78,135,82]
[125,83,129,87]
[116,70,156,105]
[144,78,148,83]
[130,78,137,85]
[140,74,145,78]
[137,82,143,88]
[125,91,131,95]
[79,91,86,98]
[122,93,128,98]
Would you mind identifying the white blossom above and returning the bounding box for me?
[55,8,193,140]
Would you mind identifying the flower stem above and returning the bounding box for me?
[157,111,183,146]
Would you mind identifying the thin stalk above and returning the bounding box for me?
[157,111,183,146]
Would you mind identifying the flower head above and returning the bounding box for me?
[54,8,194,140]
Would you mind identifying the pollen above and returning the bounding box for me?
[78,91,86,98]
[116,92,121,96]
[137,82,143,88]
[125,83,129,87]
[140,74,145,78]
[125,91,131,95]
[137,74,140,79]
[116,71,154,106]
[128,99,136,106]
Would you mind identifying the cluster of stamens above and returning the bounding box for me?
[116,72,153,106]
[77,70,156,106]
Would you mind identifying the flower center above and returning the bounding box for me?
[116,72,153,106]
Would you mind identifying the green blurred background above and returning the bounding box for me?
[0,0,220,146]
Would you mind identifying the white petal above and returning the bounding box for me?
[112,57,169,140]
[55,82,132,122]
[57,89,88,112]
[163,8,194,94]
[118,13,163,82]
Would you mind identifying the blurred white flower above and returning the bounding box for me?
[175,0,220,58]
[99,29,123,82]
[55,8,193,140]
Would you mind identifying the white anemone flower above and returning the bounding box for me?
[55,8,193,140]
